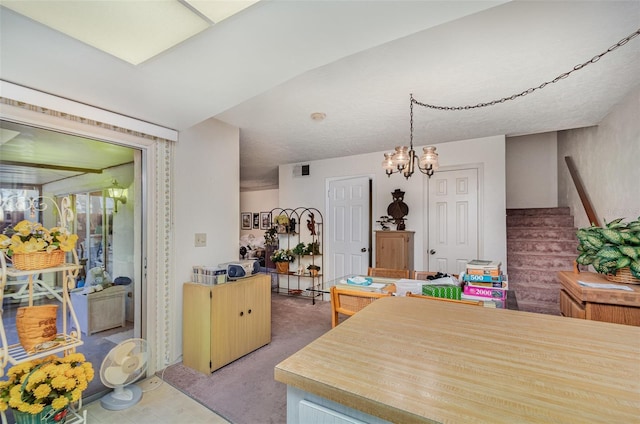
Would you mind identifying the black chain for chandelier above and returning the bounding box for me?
[412,28,640,111]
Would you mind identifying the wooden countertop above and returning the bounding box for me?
[274,296,640,423]
[558,271,640,307]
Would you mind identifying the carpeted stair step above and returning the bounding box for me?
[507,252,576,270]
[508,277,560,303]
[507,215,575,228]
[507,227,578,240]
[507,207,570,216]
[507,239,578,255]
[506,207,577,316]
[517,299,560,315]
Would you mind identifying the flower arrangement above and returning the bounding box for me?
[0,220,78,256]
[270,249,294,263]
[0,353,94,417]
[273,214,290,226]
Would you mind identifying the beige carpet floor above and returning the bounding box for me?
[160,294,332,424]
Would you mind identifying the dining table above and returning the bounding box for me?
[275,295,640,423]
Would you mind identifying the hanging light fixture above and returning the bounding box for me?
[107,179,127,213]
[382,94,439,179]
[381,29,640,180]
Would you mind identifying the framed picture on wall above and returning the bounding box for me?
[260,212,272,230]
[241,212,251,230]
[253,213,260,229]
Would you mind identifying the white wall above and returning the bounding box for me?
[239,189,279,247]
[558,85,640,229]
[506,132,558,209]
[279,135,507,275]
[173,117,239,362]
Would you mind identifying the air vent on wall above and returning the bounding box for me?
[293,164,310,177]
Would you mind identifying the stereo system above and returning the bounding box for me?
[218,260,260,280]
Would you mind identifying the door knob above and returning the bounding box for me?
[361,248,367,252]
[430,249,436,255]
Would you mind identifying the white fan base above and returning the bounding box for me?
[100,385,143,411]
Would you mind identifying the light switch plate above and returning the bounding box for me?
[195,233,206,247]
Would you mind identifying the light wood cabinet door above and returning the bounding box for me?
[375,231,414,271]
[183,274,272,374]
[243,277,271,353]
[182,283,213,374]
[559,289,586,319]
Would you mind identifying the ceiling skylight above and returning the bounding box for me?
[0,0,260,65]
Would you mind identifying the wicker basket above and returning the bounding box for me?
[605,267,640,285]
[16,304,58,353]
[11,250,65,270]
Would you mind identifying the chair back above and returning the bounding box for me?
[406,292,484,306]
[367,267,410,279]
[330,286,392,327]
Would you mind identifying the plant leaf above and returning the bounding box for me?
[630,260,640,278]
[586,235,604,249]
[619,245,638,259]
[597,246,622,260]
[576,252,594,265]
[605,217,625,229]
[616,256,631,268]
[600,229,623,244]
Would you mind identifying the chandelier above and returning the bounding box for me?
[382,28,640,180]
[382,94,439,179]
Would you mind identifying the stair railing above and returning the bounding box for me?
[564,156,600,227]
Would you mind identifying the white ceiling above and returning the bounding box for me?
[1,1,639,191]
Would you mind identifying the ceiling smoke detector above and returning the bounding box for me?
[310,112,326,121]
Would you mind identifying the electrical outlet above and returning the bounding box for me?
[195,233,206,247]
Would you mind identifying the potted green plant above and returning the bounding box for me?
[270,248,294,274]
[264,227,278,247]
[305,241,320,255]
[292,242,306,256]
[576,216,640,283]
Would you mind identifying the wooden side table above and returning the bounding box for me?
[558,271,640,326]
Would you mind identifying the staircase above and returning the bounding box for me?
[506,207,578,315]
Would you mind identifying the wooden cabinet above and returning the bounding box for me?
[183,274,271,373]
[375,231,414,271]
[558,271,640,326]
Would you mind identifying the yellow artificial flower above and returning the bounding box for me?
[15,237,47,254]
[50,376,67,390]
[0,234,10,248]
[25,369,47,388]
[70,388,82,402]
[13,220,33,236]
[51,396,69,410]
[25,403,45,415]
[1,354,93,416]
[65,379,76,391]
[58,234,78,252]
[60,353,85,364]
[33,384,52,399]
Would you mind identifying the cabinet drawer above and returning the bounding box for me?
[560,289,585,319]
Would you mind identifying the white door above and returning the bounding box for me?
[427,168,479,275]
[327,177,370,283]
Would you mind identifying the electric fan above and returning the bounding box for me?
[100,338,149,410]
